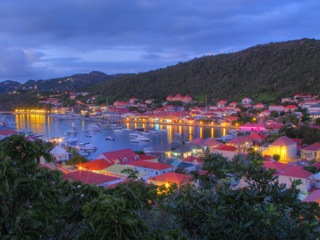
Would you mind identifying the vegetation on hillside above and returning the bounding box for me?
[1,38,320,110]
[0,135,319,239]
[0,71,116,94]
[92,38,320,102]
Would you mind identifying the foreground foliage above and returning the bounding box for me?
[0,135,319,239]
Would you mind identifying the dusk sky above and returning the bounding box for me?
[0,0,319,82]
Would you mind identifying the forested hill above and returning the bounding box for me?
[23,71,117,92]
[93,38,320,102]
[0,71,116,94]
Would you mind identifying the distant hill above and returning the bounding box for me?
[0,71,116,93]
[92,38,320,103]
[0,81,22,94]
[1,38,320,111]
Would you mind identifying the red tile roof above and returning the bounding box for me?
[270,136,296,146]
[148,172,191,186]
[263,161,290,172]
[285,105,298,109]
[130,161,173,170]
[302,142,320,151]
[137,154,158,161]
[100,148,141,164]
[313,162,320,169]
[76,159,113,171]
[202,137,221,147]
[183,156,204,164]
[191,137,204,145]
[240,122,266,129]
[247,133,266,141]
[227,136,250,145]
[279,166,313,179]
[215,144,237,152]
[63,170,120,185]
[303,190,320,204]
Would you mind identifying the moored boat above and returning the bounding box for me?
[105,136,115,141]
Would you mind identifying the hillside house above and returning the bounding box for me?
[147,172,192,187]
[63,170,123,187]
[278,166,313,199]
[226,136,252,153]
[129,161,174,179]
[50,145,70,162]
[242,98,252,105]
[96,148,158,165]
[262,136,297,162]
[212,144,237,161]
[239,122,266,132]
[268,105,285,113]
[300,142,320,162]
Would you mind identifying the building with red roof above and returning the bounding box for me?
[313,161,320,169]
[212,144,237,160]
[129,161,174,178]
[96,148,157,165]
[253,103,265,110]
[201,137,221,150]
[77,159,113,172]
[268,105,285,112]
[303,190,320,204]
[284,105,298,112]
[239,122,266,132]
[263,136,297,162]
[147,172,192,187]
[182,156,204,166]
[301,142,320,162]
[278,165,313,198]
[226,136,252,153]
[247,132,266,142]
[263,161,290,176]
[63,170,123,186]
[191,137,204,145]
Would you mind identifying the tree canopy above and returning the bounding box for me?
[0,135,319,239]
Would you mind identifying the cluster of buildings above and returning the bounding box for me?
[41,117,320,202]
[9,92,320,203]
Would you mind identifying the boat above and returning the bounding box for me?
[134,135,150,142]
[143,147,153,154]
[87,123,101,131]
[105,124,122,129]
[80,143,96,151]
[130,138,140,143]
[85,134,92,137]
[121,128,132,132]
[129,132,140,137]
[65,127,78,135]
[113,129,123,133]
[105,136,115,141]
[64,138,78,144]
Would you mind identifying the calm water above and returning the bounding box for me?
[1,113,230,158]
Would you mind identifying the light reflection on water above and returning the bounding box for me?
[3,113,230,158]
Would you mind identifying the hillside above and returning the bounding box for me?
[92,38,320,102]
[0,71,116,93]
[0,81,22,94]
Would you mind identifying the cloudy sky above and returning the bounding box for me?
[0,0,319,82]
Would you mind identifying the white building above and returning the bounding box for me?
[50,145,70,162]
